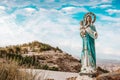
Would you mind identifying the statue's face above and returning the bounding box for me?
[87,16,92,23]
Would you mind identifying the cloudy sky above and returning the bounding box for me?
[0,0,120,60]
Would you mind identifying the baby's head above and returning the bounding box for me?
[80,21,84,26]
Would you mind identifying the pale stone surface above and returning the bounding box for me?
[20,69,96,80]
[76,75,95,80]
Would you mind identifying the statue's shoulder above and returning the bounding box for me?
[91,24,95,27]
[90,25,96,30]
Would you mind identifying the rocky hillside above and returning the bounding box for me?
[0,41,81,72]
[97,72,120,80]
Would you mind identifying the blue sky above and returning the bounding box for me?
[0,0,120,60]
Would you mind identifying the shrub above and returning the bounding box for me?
[55,47,63,53]
[49,67,59,71]
[42,64,49,70]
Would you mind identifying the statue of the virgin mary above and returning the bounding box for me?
[80,12,98,74]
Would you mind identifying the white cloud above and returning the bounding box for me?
[95,19,120,58]
[0,6,6,10]
[91,4,112,9]
[60,7,88,14]
[99,4,112,8]
[97,14,120,22]
[61,7,75,12]
[0,13,36,46]
[10,7,37,17]
[0,6,6,14]
[106,9,120,15]
[101,0,112,3]
[24,8,36,13]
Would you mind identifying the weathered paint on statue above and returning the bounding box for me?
[80,12,98,74]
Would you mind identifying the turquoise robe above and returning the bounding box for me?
[80,25,97,69]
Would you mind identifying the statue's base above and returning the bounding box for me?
[79,72,97,78]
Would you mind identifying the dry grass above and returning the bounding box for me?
[0,62,35,80]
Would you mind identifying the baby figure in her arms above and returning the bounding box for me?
[80,21,86,37]
[80,20,97,39]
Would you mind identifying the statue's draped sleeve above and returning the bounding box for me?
[85,25,98,39]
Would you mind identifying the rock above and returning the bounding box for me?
[96,72,120,80]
